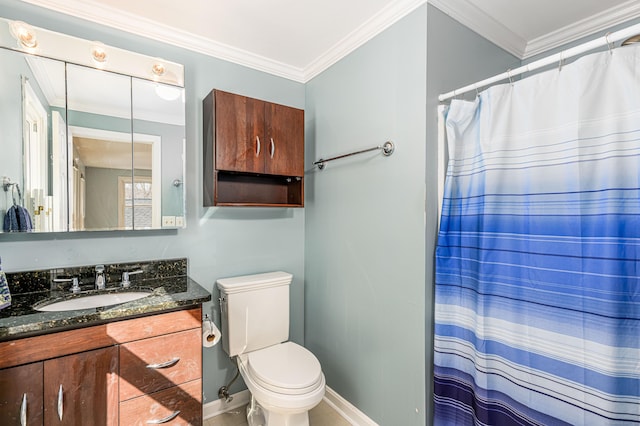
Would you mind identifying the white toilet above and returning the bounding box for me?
[217,271,325,426]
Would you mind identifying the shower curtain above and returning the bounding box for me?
[434,45,640,425]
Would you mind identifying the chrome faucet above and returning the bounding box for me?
[121,269,143,287]
[53,277,81,293]
[95,265,106,290]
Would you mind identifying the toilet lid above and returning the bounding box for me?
[247,342,322,393]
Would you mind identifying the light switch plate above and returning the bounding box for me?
[175,216,184,227]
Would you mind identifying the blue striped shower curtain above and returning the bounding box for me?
[434,45,640,425]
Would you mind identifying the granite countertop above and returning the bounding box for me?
[0,275,211,342]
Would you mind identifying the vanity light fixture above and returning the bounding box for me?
[155,84,181,101]
[9,21,38,49]
[151,62,166,77]
[91,43,108,65]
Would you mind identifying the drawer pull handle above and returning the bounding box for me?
[256,136,261,156]
[57,385,64,421]
[270,138,275,159]
[146,357,180,369]
[146,410,180,424]
[20,394,27,426]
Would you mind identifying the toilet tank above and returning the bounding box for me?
[216,271,292,357]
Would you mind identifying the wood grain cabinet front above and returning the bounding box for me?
[0,362,44,426]
[43,346,119,426]
[119,379,202,426]
[203,89,304,207]
[119,328,202,401]
[0,307,203,426]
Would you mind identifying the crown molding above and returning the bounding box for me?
[427,0,527,58]
[20,0,428,83]
[523,0,640,59]
[303,0,427,81]
[19,0,306,82]
[428,0,640,61]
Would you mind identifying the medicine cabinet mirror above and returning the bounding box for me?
[0,17,185,233]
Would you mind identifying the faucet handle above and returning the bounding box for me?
[53,277,81,293]
[122,270,143,287]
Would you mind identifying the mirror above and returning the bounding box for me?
[0,18,185,233]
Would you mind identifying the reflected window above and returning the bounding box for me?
[118,176,152,229]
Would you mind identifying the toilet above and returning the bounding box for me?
[217,271,325,426]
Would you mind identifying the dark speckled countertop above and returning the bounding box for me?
[0,258,211,341]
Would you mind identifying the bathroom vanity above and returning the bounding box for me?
[0,258,210,425]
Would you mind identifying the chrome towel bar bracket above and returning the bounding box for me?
[314,141,394,170]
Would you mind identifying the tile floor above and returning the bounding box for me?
[204,400,351,426]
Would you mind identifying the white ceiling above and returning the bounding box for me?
[20,0,640,82]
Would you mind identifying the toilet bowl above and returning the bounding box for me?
[238,342,325,425]
[216,272,326,426]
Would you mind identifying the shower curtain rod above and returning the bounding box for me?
[438,21,640,102]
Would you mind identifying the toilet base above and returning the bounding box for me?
[247,396,311,426]
[264,408,309,426]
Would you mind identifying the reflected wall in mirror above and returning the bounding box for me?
[0,17,185,233]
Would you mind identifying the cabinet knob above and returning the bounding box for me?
[57,384,64,421]
[255,136,261,157]
[20,394,27,426]
[146,357,180,369]
[146,410,181,424]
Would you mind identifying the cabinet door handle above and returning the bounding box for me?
[270,138,275,159]
[146,357,180,369]
[57,384,64,421]
[146,410,180,424]
[255,136,261,156]
[20,394,27,426]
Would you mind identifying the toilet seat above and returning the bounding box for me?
[242,342,323,396]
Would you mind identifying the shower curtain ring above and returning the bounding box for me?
[558,51,564,72]
[507,69,514,86]
[605,32,614,55]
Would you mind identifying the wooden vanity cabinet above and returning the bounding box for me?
[204,89,304,207]
[0,307,202,426]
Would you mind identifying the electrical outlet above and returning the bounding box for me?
[162,216,176,227]
[175,216,184,227]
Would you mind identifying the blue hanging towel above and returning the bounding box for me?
[3,205,33,232]
[0,257,11,310]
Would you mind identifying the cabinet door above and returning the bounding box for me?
[44,346,118,426]
[0,362,44,426]
[215,90,265,174]
[265,102,304,176]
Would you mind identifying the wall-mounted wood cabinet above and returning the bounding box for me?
[203,89,304,207]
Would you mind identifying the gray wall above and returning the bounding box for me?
[0,0,305,404]
[304,6,428,425]
[304,4,519,425]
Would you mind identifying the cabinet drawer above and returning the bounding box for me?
[119,328,201,401]
[119,379,202,426]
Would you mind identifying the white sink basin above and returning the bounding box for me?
[36,291,151,312]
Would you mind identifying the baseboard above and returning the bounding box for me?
[323,386,379,426]
[203,389,250,419]
[203,386,378,426]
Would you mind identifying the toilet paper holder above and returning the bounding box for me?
[204,314,216,343]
